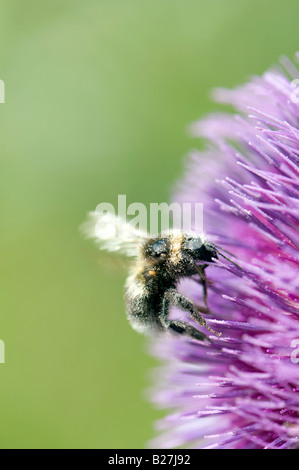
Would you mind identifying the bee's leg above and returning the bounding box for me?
[159,289,211,342]
[161,289,221,338]
[196,265,209,310]
[177,292,221,337]
[167,320,208,342]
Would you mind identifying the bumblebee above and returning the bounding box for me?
[82,212,223,342]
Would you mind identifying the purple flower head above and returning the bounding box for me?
[148,55,299,449]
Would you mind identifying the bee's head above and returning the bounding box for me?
[142,233,218,284]
[143,233,217,264]
[182,236,218,264]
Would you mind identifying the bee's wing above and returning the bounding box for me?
[81,212,148,258]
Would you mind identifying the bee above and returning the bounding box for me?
[82,212,223,342]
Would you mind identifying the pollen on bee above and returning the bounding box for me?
[169,232,184,264]
[148,270,156,276]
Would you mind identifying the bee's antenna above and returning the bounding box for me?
[217,251,242,270]
[212,243,242,269]
[213,243,237,258]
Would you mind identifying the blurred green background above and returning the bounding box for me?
[0,0,298,449]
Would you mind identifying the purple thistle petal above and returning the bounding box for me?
[148,55,299,449]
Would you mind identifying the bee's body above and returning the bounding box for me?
[83,214,222,342]
[125,231,220,341]
[125,265,177,334]
[125,274,164,334]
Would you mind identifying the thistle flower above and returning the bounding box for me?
[148,55,299,449]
